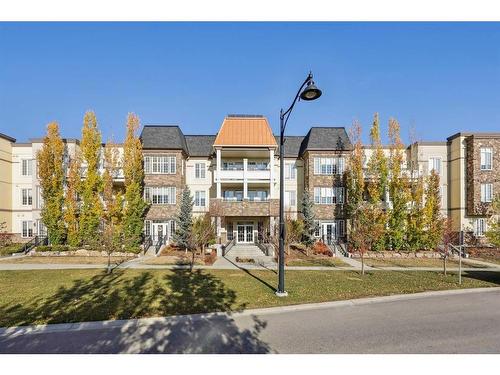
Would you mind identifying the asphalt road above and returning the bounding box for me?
[1,289,499,354]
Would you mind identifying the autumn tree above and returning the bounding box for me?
[440,217,455,275]
[79,111,103,245]
[346,120,365,226]
[192,214,216,253]
[64,151,81,246]
[423,170,444,250]
[407,175,426,251]
[37,122,66,244]
[349,202,386,275]
[486,194,500,248]
[386,118,410,250]
[102,139,124,249]
[365,113,388,250]
[122,113,148,251]
[300,189,316,253]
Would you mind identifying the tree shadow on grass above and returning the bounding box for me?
[462,271,500,285]
[0,269,271,353]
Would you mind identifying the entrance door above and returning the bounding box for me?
[152,222,168,243]
[322,222,336,245]
[237,224,254,243]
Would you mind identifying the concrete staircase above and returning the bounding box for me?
[225,244,276,266]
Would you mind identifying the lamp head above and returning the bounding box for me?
[300,80,322,101]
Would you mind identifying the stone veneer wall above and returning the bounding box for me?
[210,198,279,217]
[465,136,500,216]
[144,149,186,220]
[303,150,348,220]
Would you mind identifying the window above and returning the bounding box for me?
[314,187,344,204]
[336,220,346,237]
[170,220,176,238]
[227,223,234,240]
[314,220,321,237]
[144,220,151,236]
[285,190,296,207]
[473,218,487,237]
[428,157,441,175]
[21,220,33,238]
[21,188,32,206]
[195,191,206,207]
[313,157,345,175]
[248,190,268,201]
[37,220,47,236]
[480,147,493,170]
[144,186,176,204]
[247,161,269,171]
[224,190,243,201]
[21,159,32,176]
[195,163,206,179]
[285,162,296,179]
[35,186,43,209]
[143,155,176,174]
[480,183,493,203]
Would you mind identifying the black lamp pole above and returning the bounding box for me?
[276,72,322,297]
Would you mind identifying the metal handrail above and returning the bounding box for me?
[21,235,48,254]
[143,235,152,254]
[155,235,163,254]
[223,238,236,256]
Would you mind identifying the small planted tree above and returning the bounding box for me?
[407,175,426,251]
[122,113,148,251]
[286,216,304,255]
[486,194,500,248]
[440,217,454,275]
[423,170,444,250]
[79,111,103,246]
[64,152,81,247]
[192,214,216,254]
[301,189,316,254]
[173,187,194,252]
[349,202,386,275]
[37,122,66,245]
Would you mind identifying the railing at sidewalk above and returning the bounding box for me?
[20,235,48,254]
[222,238,235,256]
[142,235,152,255]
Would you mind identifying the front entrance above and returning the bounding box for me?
[322,222,336,245]
[237,224,254,243]
[152,221,169,242]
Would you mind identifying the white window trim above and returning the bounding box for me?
[313,157,345,175]
[428,157,442,175]
[195,162,206,179]
[313,186,345,205]
[284,162,296,180]
[480,147,493,170]
[194,190,206,207]
[143,155,177,175]
[285,190,296,207]
[21,188,33,206]
[473,218,487,237]
[21,159,33,177]
[144,186,177,205]
[480,183,493,203]
[21,220,33,238]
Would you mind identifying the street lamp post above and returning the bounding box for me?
[276,72,322,297]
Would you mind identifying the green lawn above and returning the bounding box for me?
[287,257,348,267]
[0,269,498,328]
[363,258,489,268]
[0,244,22,257]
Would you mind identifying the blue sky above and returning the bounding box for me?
[0,22,499,144]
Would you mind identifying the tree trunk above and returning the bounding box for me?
[361,253,365,275]
[107,253,112,274]
[443,256,447,276]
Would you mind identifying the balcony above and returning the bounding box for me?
[210,198,279,217]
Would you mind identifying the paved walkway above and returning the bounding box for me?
[1,253,499,272]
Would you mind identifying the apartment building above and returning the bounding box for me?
[140,115,351,245]
[1,116,498,246]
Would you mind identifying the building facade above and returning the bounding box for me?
[0,115,498,246]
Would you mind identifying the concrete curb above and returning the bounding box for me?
[1,286,498,338]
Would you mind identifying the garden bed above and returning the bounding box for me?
[284,243,348,267]
[466,247,500,265]
[0,243,23,256]
[351,251,442,259]
[363,258,490,268]
[0,256,135,265]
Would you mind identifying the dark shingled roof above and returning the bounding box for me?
[301,127,352,153]
[185,135,216,157]
[274,135,305,158]
[140,125,188,152]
